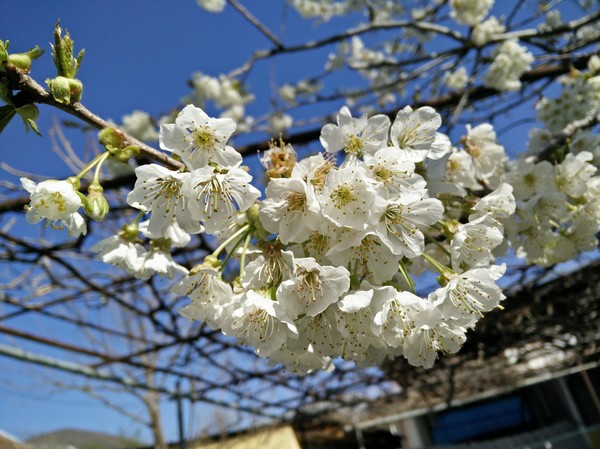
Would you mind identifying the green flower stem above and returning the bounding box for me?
[133,210,145,225]
[73,151,109,182]
[212,224,250,258]
[221,227,253,270]
[398,259,416,294]
[424,231,451,257]
[421,252,455,280]
[93,151,110,184]
[239,232,252,279]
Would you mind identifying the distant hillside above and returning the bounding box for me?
[26,429,141,449]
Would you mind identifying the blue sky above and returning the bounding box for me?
[0,0,590,443]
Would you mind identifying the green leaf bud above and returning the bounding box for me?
[84,183,109,222]
[67,78,83,102]
[46,76,83,104]
[7,45,44,73]
[51,20,84,78]
[46,76,71,104]
[98,127,125,152]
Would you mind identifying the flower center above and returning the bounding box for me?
[286,191,306,212]
[193,126,218,151]
[298,269,322,302]
[345,135,364,156]
[330,185,356,209]
[35,192,67,214]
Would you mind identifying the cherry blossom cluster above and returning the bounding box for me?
[21,97,600,374]
[86,104,517,374]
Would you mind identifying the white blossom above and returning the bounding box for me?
[187,165,261,234]
[320,166,384,230]
[390,106,451,162]
[259,177,320,244]
[126,164,200,237]
[472,16,505,46]
[175,263,233,329]
[463,124,507,188]
[121,110,158,141]
[375,192,444,258]
[196,0,225,13]
[91,233,144,274]
[555,151,597,198]
[403,304,469,368]
[450,0,494,26]
[160,105,241,170]
[320,106,390,163]
[21,178,86,237]
[444,66,468,90]
[364,147,425,197]
[277,257,350,318]
[429,265,506,318]
[484,39,534,92]
[450,214,504,270]
[227,290,298,357]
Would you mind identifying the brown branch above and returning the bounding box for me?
[0,54,593,216]
[2,66,184,171]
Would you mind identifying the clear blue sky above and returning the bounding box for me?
[0,0,585,443]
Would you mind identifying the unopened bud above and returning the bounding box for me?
[84,183,109,222]
[246,204,270,240]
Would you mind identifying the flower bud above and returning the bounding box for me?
[98,127,125,152]
[245,204,270,239]
[84,183,109,222]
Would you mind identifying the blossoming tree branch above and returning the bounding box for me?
[2,0,600,381]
